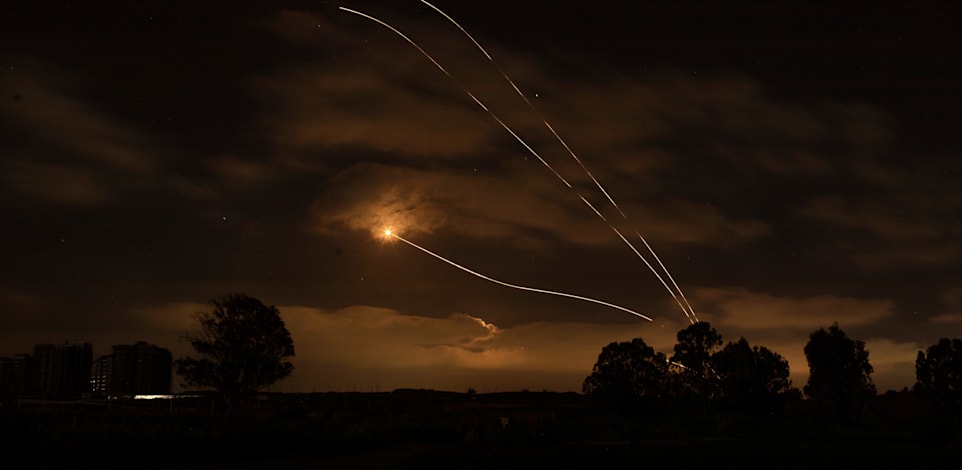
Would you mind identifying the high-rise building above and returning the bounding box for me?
[105,341,173,397]
[0,353,33,396]
[90,354,112,397]
[32,342,93,399]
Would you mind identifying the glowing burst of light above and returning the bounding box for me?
[376,227,396,241]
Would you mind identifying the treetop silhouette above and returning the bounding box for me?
[175,294,295,399]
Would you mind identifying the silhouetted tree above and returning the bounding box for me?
[914,337,962,423]
[670,321,723,398]
[583,338,670,411]
[175,294,295,401]
[712,337,795,417]
[803,323,875,424]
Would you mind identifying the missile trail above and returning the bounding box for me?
[338,6,572,188]
[421,0,627,219]
[339,4,694,323]
[419,1,697,323]
[635,229,697,322]
[339,6,682,321]
[386,231,653,322]
[576,193,693,323]
[342,5,696,323]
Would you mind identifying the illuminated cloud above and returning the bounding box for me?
[307,161,622,246]
[929,313,962,325]
[306,159,772,251]
[253,66,494,157]
[282,305,510,368]
[695,287,895,330]
[254,11,906,256]
[864,338,925,392]
[277,305,675,392]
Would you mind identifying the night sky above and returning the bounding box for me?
[2,0,960,393]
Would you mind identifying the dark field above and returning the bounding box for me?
[2,390,958,469]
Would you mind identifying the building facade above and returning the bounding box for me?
[0,353,33,396]
[32,342,94,399]
[90,354,112,397]
[3,341,174,399]
[104,341,173,397]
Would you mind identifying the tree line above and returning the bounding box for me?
[583,321,962,428]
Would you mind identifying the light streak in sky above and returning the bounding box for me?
[384,229,653,322]
[338,7,570,188]
[342,4,697,323]
[419,0,697,324]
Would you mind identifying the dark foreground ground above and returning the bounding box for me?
[2,390,959,469]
